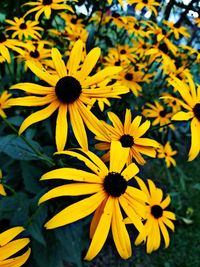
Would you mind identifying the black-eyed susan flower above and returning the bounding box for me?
[95,109,159,165]
[9,40,129,151]
[39,141,148,260]
[131,177,176,253]
[163,20,190,40]
[0,170,6,196]
[127,0,160,16]
[23,0,73,21]
[0,90,12,118]
[157,142,177,167]
[168,75,200,161]
[142,101,174,131]
[0,31,28,63]
[5,17,43,40]
[0,226,31,266]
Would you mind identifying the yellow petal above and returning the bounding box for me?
[107,112,124,135]
[160,195,171,209]
[0,227,24,246]
[51,48,67,78]
[56,104,68,151]
[188,118,200,161]
[10,83,54,95]
[126,186,148,203]
[0,248,31,267]
[172,111,193,121]
[67,40,83,76]
[158,219,170,248]
[163,211,176,220]
[124,109,132,134]
[121,163,139,181]
[109,141,129,173]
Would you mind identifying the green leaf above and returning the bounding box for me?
[192,183,200,190]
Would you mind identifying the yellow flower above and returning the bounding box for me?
[39,141,148,260]
[23,0,74,21]
[163,20,190,40]
[169,75,200,161]
[142,101,174,131]
[0,90,12,118]
[9,40,129,151]
[5,17,43,40]
[157,142,177,167]
[95,109,159,165]
[133,177,176,253]
[107,0,124,5]
[0,226,31,266]
[127,0,160,16]
[0,170,6,196]
[0,31,28,63]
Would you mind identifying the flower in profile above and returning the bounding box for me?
[157,142,177,167]
[169,75,200,161]
[128,177,176,253]
[0,226,31,266]
[23,0,73,21]
[95,109,159,165]
[0,90,12,118]
[5,17,43,40]
[142,101,174,131]
[39,141,148,260]
[0,31,28,63]
[9,40,129,151]
[0,170,6,196]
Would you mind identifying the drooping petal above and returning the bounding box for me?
[188,118,200,161]
[158,219,170,248]
[52,48,67,78]
[56,104,68,151]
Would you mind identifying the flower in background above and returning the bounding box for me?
[163,20,190,40]
[39,141,148,260]
[0,170,6,196]
[142,101,174,131]
[0,226,31,266]
[9,40,129,151]
[126,177,176,253]
[157,142,177,167]
[5,17,43,40]
[23,0,74,21]
[95,109,159,165]
[169,75,200,161]
[0,90,12,118]
[127,0,160,16]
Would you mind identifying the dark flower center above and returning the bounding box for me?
[142,44,147,49]
[19,23,27,30]
[151,205,163,219]
[120,134,134,147]
[193,103,200,121]
[71,18,77,24]
[158,43,168,54]
[114,60,120,66]
[30,50,40,58]
[159,110,167,117]
[104,172,127,197]
[0,32,7,43]
[43,0,52,5]
[134,65,139,71]
[125,73,133,81]
[112,12,120,18]
[162,29,167,35]
[134,24,140,30]
[55,76,82,104]
[142,0,148,3]
[120,49,126,54]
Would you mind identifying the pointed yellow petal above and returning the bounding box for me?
[8,95,55,107]
[172,111,193,121]
[107,112,124,135]
[10,83,54,95]
[51,48,67,78]
[0,248,31,267]
[160,195,171,209]
[124,109,132,134]
[163,211,176,220]
[67,40,83,76]
[56,104,68,151]
[188,118,200,161]
[126,186,148,203]
[158,219,170,248]
[121,163,139,181]
[0,227,24,246]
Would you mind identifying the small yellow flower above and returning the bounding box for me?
[157,142,177,167]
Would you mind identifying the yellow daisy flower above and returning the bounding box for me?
[133,177,176,254]
[5,17,43,40]
[0,226,31,266]
[95,109,159,165]
[0,90,12,118]
[127,0,160,16]
[157,141,177,167]
[168,75,200,161]
[142,101,174,131]
[163,20,190,40]
[39,141,148,260]
[9,40,129,151]
[23,0,74,21]
[0,170,6,196]
[0,32,28,63]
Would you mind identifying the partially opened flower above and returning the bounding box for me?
[23,0,74,21]
[0,226,31,266]
[9,40,129,151]
[5,17,43,40]
[157,141,177,167]
[169,75,200,161]
[95,109,159,165]
[0,90,12,118]
[126,177,176,253]
[39,141,148,260]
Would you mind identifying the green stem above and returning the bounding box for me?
[149,121,179,132]
[2,117,55,167]
[4,184,16,195]
[164,163,174,186]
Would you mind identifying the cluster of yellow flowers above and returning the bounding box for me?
[0,0,199,265]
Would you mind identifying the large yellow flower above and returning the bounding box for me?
[5,17,43,40]
[23,0,73,21]
[39,142,148,260]
[169,75,200,161]
[95,109,159,165]
[0,226,31,266]
[9,40,128,151]
[129,177,176,253]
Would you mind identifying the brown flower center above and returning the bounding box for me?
[19,23,27,30]
[193,103,200,121]
[120,134,134,147]
[104,172,127,197]
[43,0,52,5]
[125,73,133,81]
[0,32,7,43]
[151,205,163,218]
